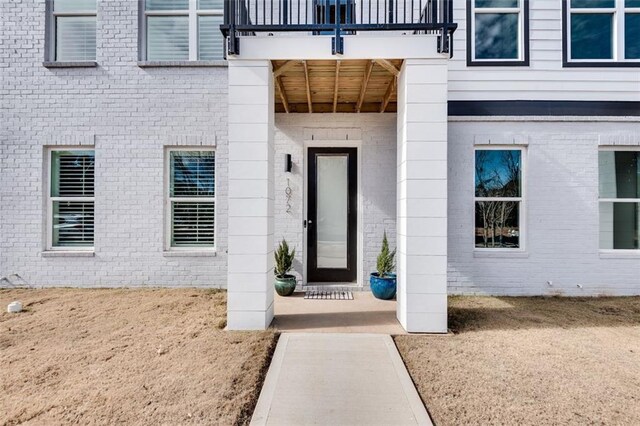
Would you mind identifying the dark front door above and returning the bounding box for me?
[307,147,357,283]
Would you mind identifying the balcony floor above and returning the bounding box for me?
[272,59,402,113]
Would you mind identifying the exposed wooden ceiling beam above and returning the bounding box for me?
[277,102,395,113]
[273,60,301,78]
[380,76,396,113]
[356,60,374,113]
[275,75,290,113]
[374,59,400,76]
[303,60,313,113]
[333,60,341,113]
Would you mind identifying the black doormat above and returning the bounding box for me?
[304,288,354,300]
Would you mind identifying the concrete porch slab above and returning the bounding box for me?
[273,291,406,334]
[250,333,432,426]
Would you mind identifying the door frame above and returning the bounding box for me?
[303,140,363,287]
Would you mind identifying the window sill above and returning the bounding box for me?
[599,251,640,259]
[467,60,530,67]
[563,61,640,68]
[163,250,217,257]
[43,61,98,68]
[137,60,227,68]
[41,250,95,258]
[473,250,529,259]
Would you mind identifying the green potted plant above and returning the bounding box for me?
[370,231,397,300]
[274,239,296,296]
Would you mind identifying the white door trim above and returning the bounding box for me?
[303,139,363,288]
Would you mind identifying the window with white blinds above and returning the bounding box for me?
[49,150,95,249]
[168,150,215,248]
[144,0,224,60]
[50,0,97,61]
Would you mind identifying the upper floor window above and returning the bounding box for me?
[599,149,640,250]
[475,148,524,250]
[47,0,97,61]
[467,0,529,66]
[142,0,224,61]
[566,0,640,65]
[48,149,95,250]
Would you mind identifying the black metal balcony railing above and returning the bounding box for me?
[220,0,456,56]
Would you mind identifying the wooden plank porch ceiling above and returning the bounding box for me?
[272,59,403,114]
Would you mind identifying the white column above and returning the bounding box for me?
[227,60,275,330]
[396,59,448,333]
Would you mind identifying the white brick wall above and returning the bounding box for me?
[1,1,228,287]
[2,1,639,298]
[274,114,397,287]
[448,119,640,296]
[254,116,640,299]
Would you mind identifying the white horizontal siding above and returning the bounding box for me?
[449,1,640,102]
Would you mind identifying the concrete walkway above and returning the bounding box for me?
[250,333,432,426]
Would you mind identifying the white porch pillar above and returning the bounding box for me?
[396,58,448,333]
[227,60,275,330]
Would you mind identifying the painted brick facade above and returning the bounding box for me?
[1,0,228,287]
[1,0,639,301]
[448,120,640,296]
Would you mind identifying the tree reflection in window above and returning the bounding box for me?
[475,150,522,249]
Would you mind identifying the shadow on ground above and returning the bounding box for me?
[448,296,640,333]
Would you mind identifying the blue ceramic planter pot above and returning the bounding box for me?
[370,273,397,300]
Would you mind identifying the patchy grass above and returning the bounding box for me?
[395,296,640,426]
[0,288,278,425]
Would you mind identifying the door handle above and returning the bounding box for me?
[304,220,313,228]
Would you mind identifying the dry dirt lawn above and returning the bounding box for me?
[395,296,640,426]
[0,288,277,426]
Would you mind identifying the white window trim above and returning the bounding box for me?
[45,147,95,252]
[470,0,526,62]
[598,146,640,253]
[567,0,640,63]
[473,146,526,252]
[164,147,217,252]
[142,0,224,61]
[46,0,97,62]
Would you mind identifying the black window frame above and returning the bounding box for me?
[562,0,640,68]
[466,0,530,67]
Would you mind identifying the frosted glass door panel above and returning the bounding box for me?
[316,155,348,268]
